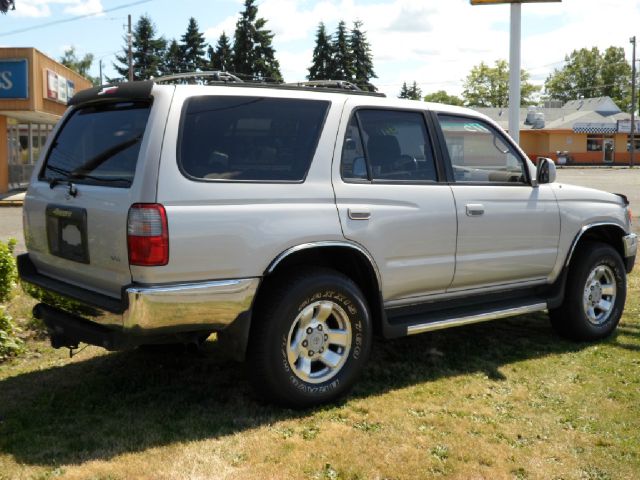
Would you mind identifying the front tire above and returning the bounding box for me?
[550,241,626,341]
[247,268,372,408]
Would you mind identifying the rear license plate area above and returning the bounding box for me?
[46,205,89,264]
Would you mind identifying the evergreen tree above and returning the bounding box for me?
[399,82,409,99]
[113,15,166,81]
[232,0,282,81]
[349,20,376,90]
[163,39,185,75]
[1,0,15,14]
[181,17,207,72]
[330,20,353,81]
[209,32,232,71]
[398,81,422,100]
[307,22,333,80]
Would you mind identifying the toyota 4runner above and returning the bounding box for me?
[18,76,637,408]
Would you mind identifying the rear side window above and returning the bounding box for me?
[341,109,437,182]
[41,101,150,188]
[179,96,329,182]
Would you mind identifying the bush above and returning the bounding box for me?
[0,238,17,303]
[0,308,25,361]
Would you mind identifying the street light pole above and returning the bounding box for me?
[508,2,522,145]
[630,36,636,168]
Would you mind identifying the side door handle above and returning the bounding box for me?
[348,209,371,220]
[465,203,485,217]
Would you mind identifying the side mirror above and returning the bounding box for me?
[536,157,556,184]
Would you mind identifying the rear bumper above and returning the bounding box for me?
[18,254,259,349]
[623,233,637,273]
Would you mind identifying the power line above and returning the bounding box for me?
[0,0,154,38]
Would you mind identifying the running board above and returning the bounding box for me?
[406,302,548,335]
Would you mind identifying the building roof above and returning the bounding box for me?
[474,96,631,133]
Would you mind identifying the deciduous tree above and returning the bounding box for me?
[60,46,98,85]
[0,0,15,13]
[463,59,538,107]
[423,90,464,106]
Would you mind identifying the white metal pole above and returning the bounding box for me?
[508,2,522,144]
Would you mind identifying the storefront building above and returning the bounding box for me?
[0,48,92,193]
[476,97,638,165]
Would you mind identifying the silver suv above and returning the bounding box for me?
[18,78,637,408]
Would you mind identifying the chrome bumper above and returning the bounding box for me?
[623,233,637,258]
[122,278,260,331]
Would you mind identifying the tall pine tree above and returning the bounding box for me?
[181,17,207,72]
[232,0,281,81]
[307,22,333,80]
[350,20,376,90]
[330,21,353,81]
[113,15,166,81]
[209,32,232,71]
[163,39,185,75]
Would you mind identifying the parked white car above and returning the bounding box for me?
[19,77,637,407]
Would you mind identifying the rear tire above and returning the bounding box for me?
[550,241,626,341]
[247,268,372,408]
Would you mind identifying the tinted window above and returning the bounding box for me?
[42,102,150,188]
[342,109,437,182]
[438,115,527,184]
[179,96,329,181]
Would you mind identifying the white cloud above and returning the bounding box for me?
[12,0,103,18]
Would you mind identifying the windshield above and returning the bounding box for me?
[41,101,150,188]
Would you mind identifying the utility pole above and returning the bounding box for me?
[128,14,133,82]
[508,2,521,144]
[99,58,103,85]
[630,36,637,168]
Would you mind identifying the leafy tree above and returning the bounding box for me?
[399,81,422,100]
[232,0,281,81]
[330,20,353,81]
[463,59,538,107]
[163,39,185,75]
[308,22,333,80]
[349,20,376,90]
[545,46,631,109]
[0,0,15,14]
[181,17,207,72]
[113,15,166,81]
[60,46,98,85]
[209,32,232,71]
[423,90,464,106]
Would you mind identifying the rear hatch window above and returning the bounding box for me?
[178,96,329,182]
[41,101,151,188]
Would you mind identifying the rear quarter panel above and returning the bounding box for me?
[141,87,346,284]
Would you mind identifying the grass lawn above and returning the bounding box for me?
[0,266,638,480]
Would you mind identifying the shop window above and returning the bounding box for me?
[587,135,603,152]
[627,135,640,151]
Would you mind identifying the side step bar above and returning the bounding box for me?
[406,302,548,335]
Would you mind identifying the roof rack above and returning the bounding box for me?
[151,71,386,97]
[154,71,244,84]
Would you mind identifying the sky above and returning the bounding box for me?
[2,0,640,98]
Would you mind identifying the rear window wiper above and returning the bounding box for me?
[70,134,142,178]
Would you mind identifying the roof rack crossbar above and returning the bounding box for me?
[285,80,362,91]
[154,71,244,84]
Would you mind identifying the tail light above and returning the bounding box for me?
[127,203,169,266]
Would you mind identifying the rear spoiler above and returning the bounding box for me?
[614,193,630,206]
[68,81,154,107]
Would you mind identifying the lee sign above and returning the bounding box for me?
[0,59,29,99]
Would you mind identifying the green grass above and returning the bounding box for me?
[0,267,638,479]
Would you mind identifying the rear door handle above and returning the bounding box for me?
[465,203,485,216]
[348,209,371,220]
